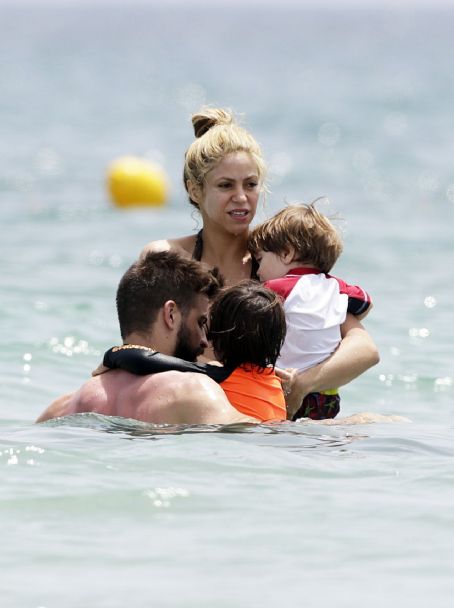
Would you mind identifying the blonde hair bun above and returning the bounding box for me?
[191,107,234,138]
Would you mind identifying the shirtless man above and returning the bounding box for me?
[36,252,255,425]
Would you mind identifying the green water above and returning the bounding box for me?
[1,3,453,606]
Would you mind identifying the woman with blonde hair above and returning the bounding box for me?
[141,107,264,285]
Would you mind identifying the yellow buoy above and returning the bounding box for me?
[107,156,168,208]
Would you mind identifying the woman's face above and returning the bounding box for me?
[189,152,261,235]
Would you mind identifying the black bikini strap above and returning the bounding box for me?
[192,229,204,261]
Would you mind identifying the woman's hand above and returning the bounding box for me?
[275,366,298,396]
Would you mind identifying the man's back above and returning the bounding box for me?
[37,370,255,425]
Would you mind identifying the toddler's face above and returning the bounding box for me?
[255,250,290,282]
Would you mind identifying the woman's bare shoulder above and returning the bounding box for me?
[140,235,197,259]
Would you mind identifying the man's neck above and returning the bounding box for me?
[123,332,161,353]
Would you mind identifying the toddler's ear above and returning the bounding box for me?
[282,247,296,264]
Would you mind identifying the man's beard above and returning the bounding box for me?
[174,322,204,362]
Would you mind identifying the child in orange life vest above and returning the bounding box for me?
[248,202,373,420]
[207,280,287,422]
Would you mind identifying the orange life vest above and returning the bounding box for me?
[220,365,286,422]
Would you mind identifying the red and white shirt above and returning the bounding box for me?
[265,267,371,372]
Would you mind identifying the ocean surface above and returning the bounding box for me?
[1,2,453,606]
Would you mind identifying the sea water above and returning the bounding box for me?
[1,2,453,607]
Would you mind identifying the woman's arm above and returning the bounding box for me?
[139,236,194,260]
[285,314,380,418]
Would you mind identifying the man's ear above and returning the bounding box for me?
[282,246,296,265]
[163,300,180,330]
[187,180,202,205]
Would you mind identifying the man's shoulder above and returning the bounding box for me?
[135,371,251,424]
[138,369,218,394]
[83,368,199,394]
[36,392,74,422]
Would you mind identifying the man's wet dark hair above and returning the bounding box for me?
[208,280,286,370]
[116,251,221,340]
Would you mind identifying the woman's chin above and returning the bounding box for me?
[226,222,251,236]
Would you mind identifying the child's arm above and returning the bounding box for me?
[355,301,373,321]
[338,278,372,319]
[285,314,379,418]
